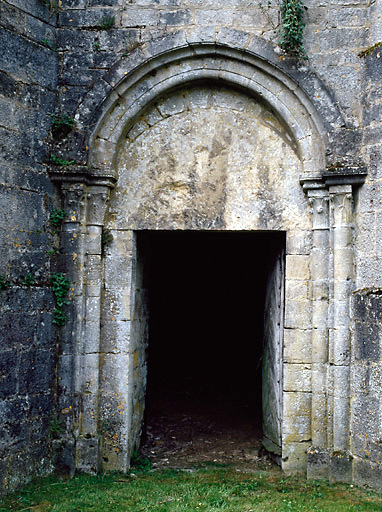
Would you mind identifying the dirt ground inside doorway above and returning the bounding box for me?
[140,395,279,473]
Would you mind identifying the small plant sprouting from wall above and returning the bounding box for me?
[99,15,115,30]
[51,114,76,130]
[0,274,11,290]
[278,0,307,60]
[41,38,57,51]
[49,416,64,439]
[50,273,70,326]
[50,154,75,167]
[22,274,36,286]
[50,113,76,139]
[102,228,113,252]
[50,208,67,229]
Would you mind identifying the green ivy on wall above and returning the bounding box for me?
[279,0,307,60]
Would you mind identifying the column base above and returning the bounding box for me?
[307,447,353,482]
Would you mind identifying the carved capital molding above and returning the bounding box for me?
[301,166,367,193]
[87,186,111,226]
[49,165,117,189]
[308,190,330,230]
[329,185,353,226]
[61,182,87,224]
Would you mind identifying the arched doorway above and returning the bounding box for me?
[52,33,362,479]
[98,80,312,472]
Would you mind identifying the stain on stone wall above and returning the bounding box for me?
[109,85,304,232]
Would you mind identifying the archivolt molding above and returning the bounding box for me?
[74,28,347,181]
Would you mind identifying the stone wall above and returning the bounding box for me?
[1,0,382,495]
[0,0,59,494]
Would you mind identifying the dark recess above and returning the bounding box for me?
[138,230,285,439]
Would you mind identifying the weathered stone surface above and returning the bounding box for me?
[2,0,382,495]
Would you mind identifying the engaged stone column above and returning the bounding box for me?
[50,166,116,474]
[56,182,87,474]
[309,190,330,443]
[329,184,353,480]
[75,185,111,473]
[305,187,330,479]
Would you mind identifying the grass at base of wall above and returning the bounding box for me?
[1,465,382,511]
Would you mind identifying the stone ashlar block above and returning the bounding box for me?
[311,363,327,391]
[25,12,55,45]
[353,456,382,491]
[286,255,310,281]
[282,441,310,473]
[286,230,312,256]
[99,353,130,396]
[102,287,132,322]
[19,349,55,395]
[0,350,18,400]
[284,363,312,392]
[329,451,353,484]
[122,8,159,27]
[285,279,310,302]
[351,395,382,455]
[351,362,382,397]
[75,436,99,473]
[0,29,58,90]
[158,9,193,26]
[284,298,311,330]
[156,92,187,117]
[356,256,382,289]
[104,256,133,290]
[59,8,118,28]
[284,328,312,364]
[355,212,376,254]
[61,52,104,87]
[283,392,312,442]
[100,319,131,354]
[195,9,235,26]
[332,365,350,398]
[352,292,382,362]
[307,447,330,480]
[0,70,40,107]
[365,50,382,83]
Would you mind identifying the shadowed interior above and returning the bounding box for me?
[138,231,285,464]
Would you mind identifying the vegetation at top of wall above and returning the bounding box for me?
[358,41,382,58]
[99,15,115,30]
[278,0,307,60]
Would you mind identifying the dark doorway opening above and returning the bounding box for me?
[137,230,285,468]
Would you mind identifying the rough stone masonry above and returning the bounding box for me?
[0,0,382,495]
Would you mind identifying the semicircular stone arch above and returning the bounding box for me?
[89,42,329,179]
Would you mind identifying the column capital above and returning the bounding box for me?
[301,166,367,193]
[308,190,329,230]
[86,185,111,226]
[49,165,117,189]
[61,182,87,225]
